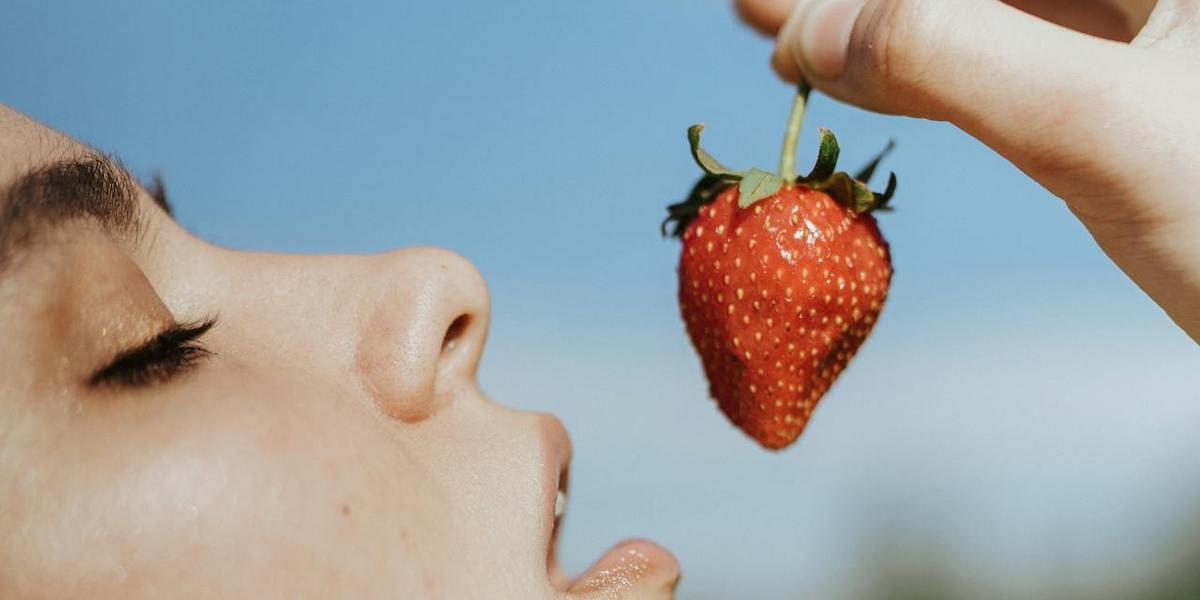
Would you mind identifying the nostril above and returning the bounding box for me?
[441,314,471,354]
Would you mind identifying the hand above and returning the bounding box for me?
[735,0,1200,342]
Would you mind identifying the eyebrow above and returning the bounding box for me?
[0,154,155,274]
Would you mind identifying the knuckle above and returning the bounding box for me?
[853,0,946,104]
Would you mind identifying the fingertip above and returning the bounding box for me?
[771,44,803,83]
[735,0,796,36]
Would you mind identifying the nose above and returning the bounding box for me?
[354,248,490,421]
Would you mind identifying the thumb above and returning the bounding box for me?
[772,0,1138,195]
[772,0,1200,340]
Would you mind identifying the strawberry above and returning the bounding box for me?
[663,84,896,450]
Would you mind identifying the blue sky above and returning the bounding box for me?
[4,1,1198,597]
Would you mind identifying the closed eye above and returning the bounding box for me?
[89,318,217,388]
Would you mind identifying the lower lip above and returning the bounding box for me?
[567,538,680,595]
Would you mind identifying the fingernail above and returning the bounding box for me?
[796,0,867,80]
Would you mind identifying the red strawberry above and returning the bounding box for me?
[663,84,896,450]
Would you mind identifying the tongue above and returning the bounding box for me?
[567,539,680,596]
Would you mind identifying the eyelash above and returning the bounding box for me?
[89,319,217,388]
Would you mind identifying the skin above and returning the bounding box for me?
[0,106,679,599]
[735,0,1200,342]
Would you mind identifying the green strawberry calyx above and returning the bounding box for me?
[662,83,897,239]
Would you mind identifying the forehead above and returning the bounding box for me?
[0,104,87,187]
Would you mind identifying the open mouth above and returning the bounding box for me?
[547,463,571,590]
[541,419,680,596]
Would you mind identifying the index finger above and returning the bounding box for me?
[735,0,796,35]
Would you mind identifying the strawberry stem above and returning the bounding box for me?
[778,81,812,183]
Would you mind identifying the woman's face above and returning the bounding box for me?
[0,106,678,599]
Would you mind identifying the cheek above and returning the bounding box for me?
[1,373,443,597]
